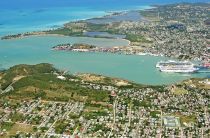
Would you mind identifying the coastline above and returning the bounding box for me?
[1,3,208,62]
[0,5,157,58]
[0,2,209,84]
[0,5,154,40]
[0,2,210,136]
[0,8,149,57]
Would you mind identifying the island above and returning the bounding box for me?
[51,43,151,55]
[2,3,209,64]
[52,43,96,52]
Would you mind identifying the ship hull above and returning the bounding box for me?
[159,69,198,73]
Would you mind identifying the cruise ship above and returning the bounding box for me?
[156,60,199,73]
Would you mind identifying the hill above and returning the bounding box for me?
[0,63,209,137]
[0,63,55,90]
[0,64,111,103]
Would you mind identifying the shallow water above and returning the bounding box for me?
[83,32,126,39]
[0,36,208,85]
[86,11,144,24]
[0,0,209,85]
[1,0,208,36]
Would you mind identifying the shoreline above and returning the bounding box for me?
[1,3,208,66]
[1,33,132,48]
[0,5,155,58]
[0,5,154,39]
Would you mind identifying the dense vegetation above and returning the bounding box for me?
[125,34,152,43]
[46,22,121,38]
[0,64,109,103]
[46,28,83,36]
[0,63,55,90]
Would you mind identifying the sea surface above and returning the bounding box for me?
[0,0,209,36]
[0,0,209,85]
[85,11,144,24]
[0,36,208,85]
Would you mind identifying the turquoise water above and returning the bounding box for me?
[0,36,208,85]
[0,7,108,36]
[0,0,209,85]
[1,0,208,36]
[86,11,144,24]
[0,3,151,36]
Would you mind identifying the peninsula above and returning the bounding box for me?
[2,3,209,63]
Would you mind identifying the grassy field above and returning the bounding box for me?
[7,123,34,137]
[46,22,122,38]
[46,28,83,36]
[174,113,197,126]
[139,10,160,21]
[0,122,14,131]
[125,34,152,43]
[172,88,188,95]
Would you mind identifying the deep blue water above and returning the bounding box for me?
[1,0,209,10]
[0,0,209,36]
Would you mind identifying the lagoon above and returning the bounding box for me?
[83,32,126,39]
[0,36,208,85]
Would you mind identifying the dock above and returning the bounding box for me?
[197,69,210,73]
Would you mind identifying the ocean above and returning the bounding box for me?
[0,0,209,36]
[0,0,209,85]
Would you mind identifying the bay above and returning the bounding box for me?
[0,36,208,85]
[0,0,209,85]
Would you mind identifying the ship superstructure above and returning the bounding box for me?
[156,60,198,73]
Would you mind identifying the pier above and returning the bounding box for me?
[197,70,210,73]
[197,68,210,73]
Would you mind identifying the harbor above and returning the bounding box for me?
[0,35,209,85]
[52,44,210,74]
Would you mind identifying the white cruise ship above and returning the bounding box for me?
[156,60,198,73]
